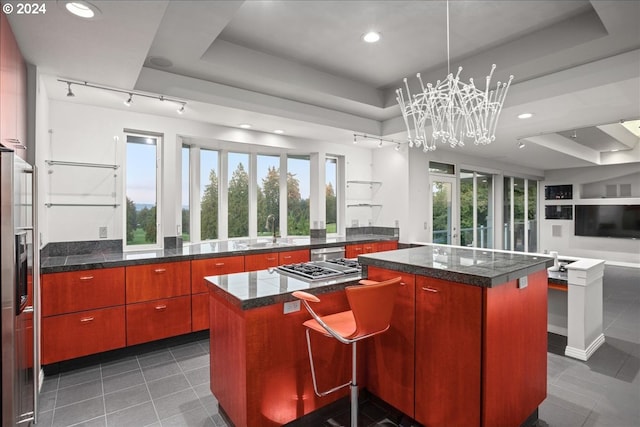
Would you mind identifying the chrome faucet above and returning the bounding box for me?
[266,214,277,243]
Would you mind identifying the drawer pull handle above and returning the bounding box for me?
[80,317,94,323]
[267,257,276,261]
[215,263,225,267]
[422,287,439,293]
[283,256,292,260]
[400,282,407,286]
[79,276,94,281]
[155,305,167,310]
[154,268,167,273]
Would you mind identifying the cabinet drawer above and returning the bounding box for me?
[42,267,125,316]
[42,306,126,364]
[345,244,363,258]
[245,252,279,271]
[126,296,191,346]
[279,250,309,265]
[192,293,209,332]
[126,261,190,303]
[191,256,245,293]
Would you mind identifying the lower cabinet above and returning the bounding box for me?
[42,306,126,364]
[365,267,415,417]
[126,296,192,346]
[191,293,209,332]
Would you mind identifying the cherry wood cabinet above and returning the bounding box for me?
[376,240,398,252]
[345,240,396,258]
[278,249,309,265]
[42,306,126,364]
[345,243,365,258]
[191,256,245,331]
[365,267,415,417]
[191,256,245,293]
[0,12,27,158]
[41,267,126,364]
[414,276,482,426]
[244,252,279,271]
[126,296,192,345]
[42,267,125,316]
[125,261,190,303]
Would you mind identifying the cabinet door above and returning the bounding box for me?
[42,306,126,364]
[377,241,398,252]
[191,256,245,293]
[191,293,209,332]
[278,249,309,265]
[345,244,363,258]
[245,252,279,271]
[362,242,377,254]
[126,296,191,345]
[365,267,415,417]
[414,277,482,427]
[126,261,190,303]
[42,267,125,316]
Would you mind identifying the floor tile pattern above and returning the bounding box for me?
[37,266,639,427]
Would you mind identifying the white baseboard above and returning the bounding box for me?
[564,333,605,361]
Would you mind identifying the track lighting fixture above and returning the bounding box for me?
[395,143,401,151]
[59,79,187,114]
[352,133,400,148]
[517,140,525,149]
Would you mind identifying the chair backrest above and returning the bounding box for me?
[345,277,401,338]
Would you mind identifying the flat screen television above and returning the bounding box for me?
[575,205,640,239]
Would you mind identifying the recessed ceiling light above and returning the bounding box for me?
[63,1,101,19]
[518,113,533,119]
[362,31,381,43]
[610,149,619,152]
[274,129,284,134]
[239,124,251,129]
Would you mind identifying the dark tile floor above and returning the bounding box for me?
[36,265,639,427]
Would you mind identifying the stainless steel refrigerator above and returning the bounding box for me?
[1,145,39,426]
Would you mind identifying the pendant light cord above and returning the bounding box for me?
[446,0,450,75]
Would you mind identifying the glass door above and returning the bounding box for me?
[431,175,459,245]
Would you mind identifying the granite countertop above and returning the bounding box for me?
[205,269,362,310]
[359,244,554,288]
[41,234,397,273]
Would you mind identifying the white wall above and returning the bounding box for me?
[541,163,640,265]
[40,99,374,246]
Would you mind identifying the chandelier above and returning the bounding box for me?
[396,1,514,152]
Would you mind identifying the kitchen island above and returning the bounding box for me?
[205,244,553,427]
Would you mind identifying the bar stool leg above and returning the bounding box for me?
[350,341,358,427]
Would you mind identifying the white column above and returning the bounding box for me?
[564,258,606,361]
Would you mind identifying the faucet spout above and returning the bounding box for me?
[266,214,276,243]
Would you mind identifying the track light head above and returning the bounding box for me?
[124,94,132,106]
[395,143,401,151]
[378,139,383,148]
[177,104,185,114]
[517,140,525,149]
[66,82,75,97]
[353,134,357,144]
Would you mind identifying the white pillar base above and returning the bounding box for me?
[565,333,605,361]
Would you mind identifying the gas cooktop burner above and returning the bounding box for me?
[325,258,360,269]
[277,259,361,281]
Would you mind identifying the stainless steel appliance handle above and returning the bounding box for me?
[30,166,39,424]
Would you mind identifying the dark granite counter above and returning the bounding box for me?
[205,269,362,310]
[359,244,554,288]
[41,234,397,273]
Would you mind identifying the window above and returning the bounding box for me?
[125,133,160,248]
[504,176,538,252]
[200,149,219,241]
[181,144,190,242]
[326,157,338,234]
[287,155,310,236]
[257,154,280,236]
[460,170,493,248]
[228,152,249,238]
[429,161,455,175]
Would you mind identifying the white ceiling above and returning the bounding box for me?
[6,0,640,171]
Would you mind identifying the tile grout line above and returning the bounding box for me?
[168,344,215,424]
[100,363,107,427]
[137,353,162,427]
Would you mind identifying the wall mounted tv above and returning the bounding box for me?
[575,205,640,239]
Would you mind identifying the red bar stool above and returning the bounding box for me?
[293,276,401,427]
